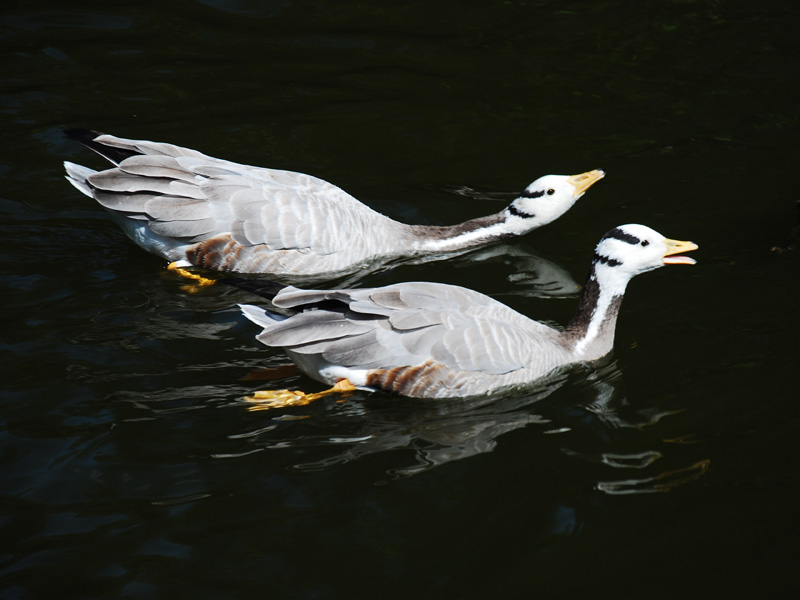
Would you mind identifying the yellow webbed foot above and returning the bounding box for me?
[245,379,357,411]
[167,262,217,291]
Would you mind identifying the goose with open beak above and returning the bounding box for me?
[233,224,698,404]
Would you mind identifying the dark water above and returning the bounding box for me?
[2,1,799,597]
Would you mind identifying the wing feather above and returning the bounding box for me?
[389,309,442,331]
[93,190,160,212]
[68,132,408,271]
[259,282,552,376]
[88,169,204,199]
[148,218,218,238]
[118,155,200,184]
[144,196,211,221]
[257,309,376,347]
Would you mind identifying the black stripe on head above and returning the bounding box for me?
[602,227,641,246]
[593,252,622,267]
[507,204,536,219]
[519,188,545,199]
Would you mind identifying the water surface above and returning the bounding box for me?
[2,1,799,598]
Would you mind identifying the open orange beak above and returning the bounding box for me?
[663,238,699,265]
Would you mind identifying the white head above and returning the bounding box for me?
[506,169,605,232]
[592,224,698,291]
[569,224,698,357]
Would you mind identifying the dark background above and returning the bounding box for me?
[2,1,799,598]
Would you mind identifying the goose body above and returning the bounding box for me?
[236,225,698,399]
[63,129,604,278]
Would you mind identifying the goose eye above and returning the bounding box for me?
[546,189,555,196]
[641,240,649,247]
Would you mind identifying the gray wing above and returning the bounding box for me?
[76,134,395,252]
[259,281,560,375]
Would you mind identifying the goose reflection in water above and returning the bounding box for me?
[211,360,708,489]
[108,355,709,492]
[560,365,711,495]
[220,371,571,479]
[236,240,581,299]
[448,242,580,298]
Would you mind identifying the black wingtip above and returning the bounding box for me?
[64,128,104,144]
[64,128,140,165]
[221,277,288,301]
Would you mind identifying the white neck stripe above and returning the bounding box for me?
[418,220,514,252]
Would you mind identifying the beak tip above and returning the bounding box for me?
[570,169,606,196]
[663,256,697,265]
[663,239,699,265]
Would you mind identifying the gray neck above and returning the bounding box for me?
[407,211,519,253]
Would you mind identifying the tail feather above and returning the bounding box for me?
[63,161,97,197]
[239,303,287,329]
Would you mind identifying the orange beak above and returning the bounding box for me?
[663,238,699,265]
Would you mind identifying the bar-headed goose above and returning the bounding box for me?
[63,129,603,280]
[233,224,697,404]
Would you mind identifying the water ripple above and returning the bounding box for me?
[596,459,711,495]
